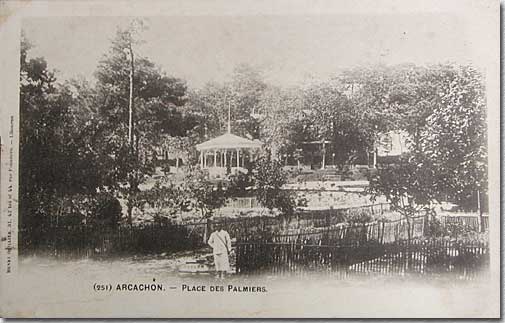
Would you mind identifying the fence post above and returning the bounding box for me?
[204,218,212,244]
[422,213,427,237]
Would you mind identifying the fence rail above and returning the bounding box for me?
[235,239,489,279]
[20,202,487,261]
[180,203,393,241]
[269,215,425,246]
[19,223,203,258]
[224,197,260,209]
[440,214,489,232]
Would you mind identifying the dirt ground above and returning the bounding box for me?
[1,252,498,318]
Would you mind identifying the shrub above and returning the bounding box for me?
[90,192,122,228]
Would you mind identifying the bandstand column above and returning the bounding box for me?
[200,151,204,168]
[214,150,217,167]
[236,149,240,168]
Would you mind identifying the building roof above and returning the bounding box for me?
[196,133,263,151]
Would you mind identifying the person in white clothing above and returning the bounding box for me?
[207,222,232,279]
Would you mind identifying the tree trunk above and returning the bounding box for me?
[423,211,429,237]
[127,179,138,226]
[282,216,289,231]
[127,45,135,150]
[321,140,326,170]
[406,215,412,243]
[405,214,412,272]
[204,217,211,244]
[373,148,377,168]
[57,196,65,226]
[477,190,485,232]
[202,209,212,244]
[127,202,133,226]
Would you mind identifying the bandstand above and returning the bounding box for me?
[196,132,263,177]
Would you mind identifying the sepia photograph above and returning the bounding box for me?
[0,0,500,318]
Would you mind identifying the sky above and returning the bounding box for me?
[22,13,482,89]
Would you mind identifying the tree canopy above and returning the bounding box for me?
[368,65,487,226]
[20,21,488,228]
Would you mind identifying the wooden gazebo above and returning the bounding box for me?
[196,132,263,175]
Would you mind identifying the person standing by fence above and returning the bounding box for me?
[208,223,232,279]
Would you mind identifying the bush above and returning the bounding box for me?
[227,169,255,198]
[425,216,445,237]
[90,193,122,228]
[444,223,478,239]
[425,215,484,242]
[346,210,373,224]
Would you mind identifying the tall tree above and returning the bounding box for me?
[252,154,296,217]
[185,83,230,141]
[301,81,373,169]
[182,168,228,241]
[19,34,100,229]
[257,86,305,160]
[368,153,437,242]
[340,64,468,151]
[417,66,487,213]
[368,64,488,233]
[187,64,267,142]
[229,64,266,138]
[92,23,187,224]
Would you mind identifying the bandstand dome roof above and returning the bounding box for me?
[196,133,263,151]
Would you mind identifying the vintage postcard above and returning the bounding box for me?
[0,0,500,318]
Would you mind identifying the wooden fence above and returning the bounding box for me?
[440,214,489,232]
[224,197,260,209]
[20,203,391,258]
[19,223,203,259]
[20,203,486,261]
[182,203,393,242]
[254,215,426,246]
[235,239,489,280]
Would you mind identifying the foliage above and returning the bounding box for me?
[186,64,266,142]
[340,64,484,155]
[21,19,487,237]
[300,81,375,169]
[229,64,266,138]
[416,66,487,209]
[340,64,436,144]
[425,216,483,242]
[346,210,374,224]
[370,154,437,208]
[88,24,189,223]
[182,168,228,220]
[89,192,122,228]
[19,34,105,229]
[367,153,437,240]
[425,216,445,238]
[139,181,189,224]
[159,135,191,159]
[367,64,487,239]
[256,86,305,159]
[227,164,255,198]
[251,154,297,216]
